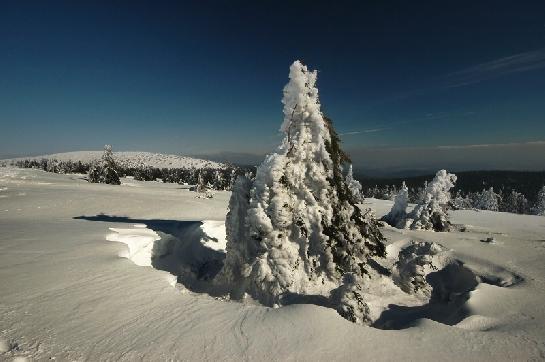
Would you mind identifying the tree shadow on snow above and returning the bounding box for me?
[73,215,227,296]
[373,262,480,330]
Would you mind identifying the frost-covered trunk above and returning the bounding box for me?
[218,61,385,307]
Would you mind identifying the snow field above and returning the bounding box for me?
[1,166,544,360]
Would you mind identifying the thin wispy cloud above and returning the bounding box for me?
[445,48,545,88]
[340,127,391,136]
[436,140,545,150]
[369,48,545,104]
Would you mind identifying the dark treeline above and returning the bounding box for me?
[356,170,545,215]
[5,158,255,191]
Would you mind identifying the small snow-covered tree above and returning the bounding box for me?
[88,145,121,185]
[474,187,500,211]
[382,181,409,228]
[404,170,457,231]
[533,186,545,216]
[345,164,364,203]
[451,190,473,210]
[415,181,428,204]
[218,61,385,308]
[501,190,529,214]
[196,170,207,193]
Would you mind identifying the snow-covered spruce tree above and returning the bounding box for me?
[451,190,473,210]
[88,145,121,185]
[404,170,457,231]
[219,61,386,308]
[196,170,207,193]
[501,190,529,214]
[533,186,545,216]
[345,164,364,203]
[415,181,428,204]
[474,187,500,211]
[382,181,409,228]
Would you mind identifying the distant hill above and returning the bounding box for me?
[1,151,226,170]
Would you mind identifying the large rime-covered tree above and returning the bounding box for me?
[88,145,121,185]
[219,61,385,306]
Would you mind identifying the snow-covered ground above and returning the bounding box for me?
[2,151,226,169]
[1,167,544,361]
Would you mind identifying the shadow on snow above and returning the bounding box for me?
[74,214,523,330]
[74,214,227,296]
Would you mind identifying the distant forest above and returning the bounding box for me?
[356,170,545,203]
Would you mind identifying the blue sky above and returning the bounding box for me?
[1,1,544,171]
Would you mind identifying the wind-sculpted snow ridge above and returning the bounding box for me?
[106,224,161,267]
[2,151,226,170]
[100,217,229,292]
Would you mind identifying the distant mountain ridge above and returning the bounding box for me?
[1,151,226,170]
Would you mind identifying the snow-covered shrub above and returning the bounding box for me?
[330,273,371,325]
[46,159,59,173]
[533,186,545,216]
[195,190,215,199]
[218,60,386,307]
[133,165,156,181]
[345,164,364,203]
[474,187,500,211]
[393,241,449,299]
[393,240,478,303]
[88,145,121,185]
[403,170,457,231]
[382,181,409,228]
[451,190,473,210]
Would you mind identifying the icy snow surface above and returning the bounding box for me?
[1,167,545,360]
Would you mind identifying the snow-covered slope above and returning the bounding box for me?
[2,151,226,169]
[1,167,544,361]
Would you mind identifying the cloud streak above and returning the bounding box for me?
[340,127,391,136]
[445,48,545,87]
[436,140,545,150]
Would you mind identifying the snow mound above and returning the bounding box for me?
[393,241,479,302]
[106,225,161,266]
[104,219,227,288]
